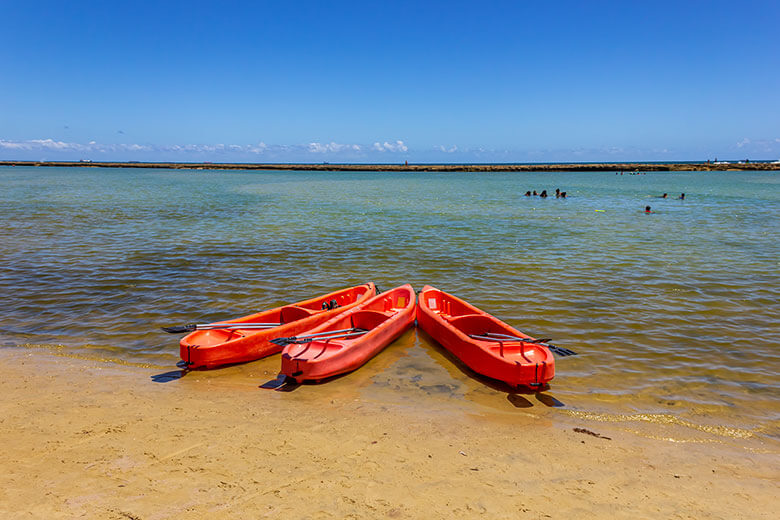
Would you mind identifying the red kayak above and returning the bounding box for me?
[177,283,376,369]
[279,284,416,383]
[417,285,556,388]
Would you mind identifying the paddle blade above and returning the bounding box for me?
[548,345,578,357]
[161,323,197,334]
[270,337,292,346]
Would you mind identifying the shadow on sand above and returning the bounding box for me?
[150,369,188,383]
[259,373,301,392]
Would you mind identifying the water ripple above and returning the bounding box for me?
[1,167,778,437]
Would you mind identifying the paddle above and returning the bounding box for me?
[270,328,368,347]
[470,332,578,357]
[161,322,281,334]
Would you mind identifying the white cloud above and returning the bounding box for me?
[438,145,458,153]
[0,138,389,159]
[734,137,780,154]
[372,140,407,153]
[307,142,363,153]
[247,142,268,153]
[0,140,26,150]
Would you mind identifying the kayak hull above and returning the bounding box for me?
[280,284,416,383]
[179,283,376,369]
[417,285,555,388]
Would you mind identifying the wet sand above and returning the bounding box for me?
[1,348,777,519]
[2,160,779,172]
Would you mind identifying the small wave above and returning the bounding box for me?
[563,409,756,439]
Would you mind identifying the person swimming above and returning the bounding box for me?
[533,190,538,196]
[660,193,668,198]
[645,205,652,213]
[540,190,548,198]
[560,191,567,198]
[678,193,685,200]
[555,188,561,198]
[524,191,531,196]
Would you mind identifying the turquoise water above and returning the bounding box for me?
[1,166,778,440]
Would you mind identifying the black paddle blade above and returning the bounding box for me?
[276,337,315,345]
[270,337,293,346]
[161,323,197,334]
[548,345,578,357]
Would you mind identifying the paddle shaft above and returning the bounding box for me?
[290,328,359,339]
[161,322,283,333]
[470,333,577,357]
[274,328,368,346]
[195,322,281,330]
[482,332,550,343]
[293,330,368,343]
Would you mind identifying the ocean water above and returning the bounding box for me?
[1,166,778,442]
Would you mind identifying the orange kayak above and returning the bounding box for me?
[279,284,416,383]
[179,283,376,369]
[416,285,555,388]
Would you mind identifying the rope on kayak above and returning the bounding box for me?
[185,345,195,366]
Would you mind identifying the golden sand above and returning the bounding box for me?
[1,348,777,519]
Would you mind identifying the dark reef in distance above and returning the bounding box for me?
[1,160,778,172]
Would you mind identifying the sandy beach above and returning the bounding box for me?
[1,348,776,519]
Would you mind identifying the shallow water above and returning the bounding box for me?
[1,166,778,441]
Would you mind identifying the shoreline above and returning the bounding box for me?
[1,348,777,519]
[2,160,779,172]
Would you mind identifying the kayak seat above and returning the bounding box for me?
[428,296,474,318]
[280,305,317,323]
[447,314,521,340]
[350,310,392,331]
[191,328,246,346]
[487,344,543,361]
[445,313,487,326]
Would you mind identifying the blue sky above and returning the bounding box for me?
[1,1,778,163]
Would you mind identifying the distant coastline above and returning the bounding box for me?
[1,160,778,172]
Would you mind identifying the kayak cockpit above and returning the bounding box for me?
[446,314,517,337]
[349,309,394,330]
[280,305,317,323]
[421,290,473,320]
